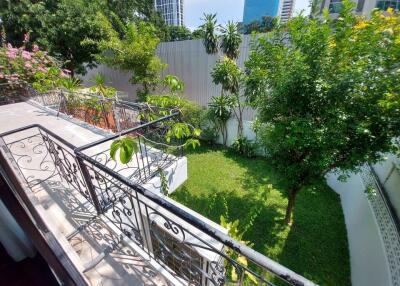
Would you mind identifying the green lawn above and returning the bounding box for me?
[171,145,350,286]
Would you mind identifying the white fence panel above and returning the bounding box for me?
[80,36,256,120]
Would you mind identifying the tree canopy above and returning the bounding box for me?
[245,1,400,223]
[165,25,193,42]
[0,0,166,75]
[87,13,165,98]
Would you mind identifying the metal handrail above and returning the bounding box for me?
[0,123,318,286]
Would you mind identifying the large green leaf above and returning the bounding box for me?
[109,136,139,164]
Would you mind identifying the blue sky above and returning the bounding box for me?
[184,0,311,30]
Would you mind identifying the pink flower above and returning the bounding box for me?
[25,63,33,69]
[37,66,47,73]
[62,69,71,75]
[7,43,13,49]
[22,51,32,60]
[32,44,39,52]
[23,33,30,43]
[6,50,17,59]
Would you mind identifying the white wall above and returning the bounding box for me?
[326,153,400,286]
[327,172,392,286]
[216,118,257,146]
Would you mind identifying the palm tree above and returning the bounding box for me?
[200,13,219,54]
[220,21,242,60]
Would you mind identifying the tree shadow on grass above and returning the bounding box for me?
[172,185,287,255]
[277,184,351,286]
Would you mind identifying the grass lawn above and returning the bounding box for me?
[171,145,350,286]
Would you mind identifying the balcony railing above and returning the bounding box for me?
[0,122,317,286]
[0,85,317,285]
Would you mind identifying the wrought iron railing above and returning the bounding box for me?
[0,83,176,133]
[0,123,317,286]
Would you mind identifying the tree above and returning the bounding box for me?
[88,14,166,100]
[211,57,245,137]
[245,2,400,224]
[0,0,106,76]
[240,16,278,34]
[219,21,242,59]
[165,25,192,41]
[208,95,232,146]
[0,0,166,75]
[200,16,247,141]
[191,28,204,39]
[200,13,219,54]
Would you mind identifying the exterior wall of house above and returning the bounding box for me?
[319,0,391,16]
[326,171,393,286]
[326,154,400,286]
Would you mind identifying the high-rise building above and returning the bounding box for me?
[318,0,397,16]
[243,0,281,24]
[155,0,184,26]
[243,0,295,25]
[280,0,295,24]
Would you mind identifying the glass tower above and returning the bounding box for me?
[243,0,281,24]
[155,0,184,26]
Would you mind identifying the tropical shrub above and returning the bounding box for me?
[211,56,247,139]
[200,13,219,54]
[208,95,233,146]
[231,136,256,158]
[219,21,242,60]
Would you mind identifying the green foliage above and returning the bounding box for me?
[88,14,166,96]
[89,72,116,98]
[219,21,242,60]
[231,136,256,158]
[208,95,233,146]
[219,216,258,284]
[110,136,139,164]
[165,25,192,41]
[0,0,166,75]
[146,93,206,129]
[0,0,106,75]
[211,57,247,139]
[245,1,400,223]
[162,74,185,94]
[166,122,191,142]
[158,167,169,196]
[211,57,243,94]
[60,77,81,91]
[200,13,219,54]
[191,28,205,39]
[240,16,278,34]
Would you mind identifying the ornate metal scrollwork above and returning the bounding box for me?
[41,132,91,202]
[6,133,56,187]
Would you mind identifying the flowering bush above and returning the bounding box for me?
[0,34,69,92]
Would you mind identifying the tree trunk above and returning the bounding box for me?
[284,187,299,225]
[236,101,243,138]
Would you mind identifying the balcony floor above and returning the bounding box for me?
[0,101,108,146]
[0,102,178,285]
